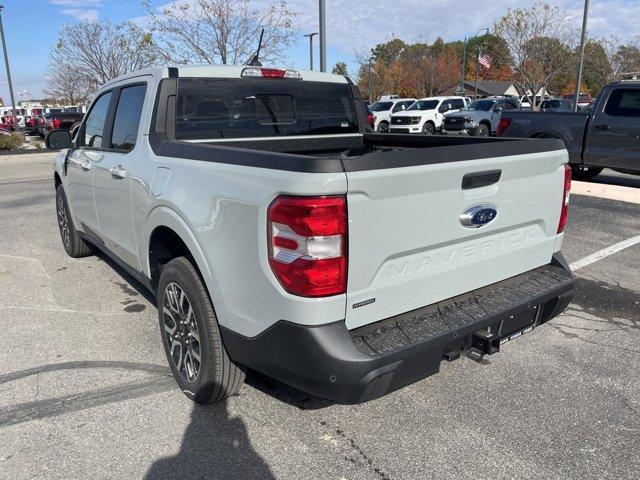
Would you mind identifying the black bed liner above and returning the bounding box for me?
[149,78,566,174]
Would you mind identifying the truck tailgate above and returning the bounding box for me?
[345,148,567,329]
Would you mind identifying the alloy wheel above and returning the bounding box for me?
[56,194,71,250]
[163,282,201,383]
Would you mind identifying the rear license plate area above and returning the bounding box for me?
[499,307,539,346]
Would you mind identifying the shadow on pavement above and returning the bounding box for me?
[144,400,276,480]
[588,170,640,189]
[569,276,640,327]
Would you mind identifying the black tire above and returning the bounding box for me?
[158,257,245,404]
[474,124,490,137]
[377,121,389,133]
[572,166,603,180]
[422,122,435,135]
[55,184,93,258]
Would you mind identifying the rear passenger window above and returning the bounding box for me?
[83,92,112,149]
[605,89,640,117]
[451,99,464,109]
[111,84,147,151]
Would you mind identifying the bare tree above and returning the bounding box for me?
[44,65,91,105]
[610,36,640,79]
[494,3,578,109]
[142,0,299,65]
[50,19,157,92]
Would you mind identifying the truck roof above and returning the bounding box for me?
[101,65,350,89]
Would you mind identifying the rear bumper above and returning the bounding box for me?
[221,254,574,404]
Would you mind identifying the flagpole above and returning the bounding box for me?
[474,46,480,99]
[473,28,489,100]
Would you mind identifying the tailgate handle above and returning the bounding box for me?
[462,170,502,190]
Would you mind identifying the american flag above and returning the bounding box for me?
[478,54,492,69]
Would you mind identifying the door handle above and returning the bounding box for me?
[80,161,91,171]
[594,124,610,130]
[110,165,127,179]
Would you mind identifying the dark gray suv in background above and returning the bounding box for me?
[443,97,519,136]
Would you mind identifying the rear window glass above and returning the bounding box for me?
[175,78,358,139]
[255,94,295,124]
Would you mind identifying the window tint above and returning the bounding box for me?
[450,99,464,109]
[83,92,112,148]
[176,78,357,139]
[605,89,640,117]
[502,101,516,110]
[255,94,295,124]
[111,84,146,151]
[369,101,393,112]
[408,100,438,111]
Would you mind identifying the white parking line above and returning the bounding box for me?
[570,234,640,271]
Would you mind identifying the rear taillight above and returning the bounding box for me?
[52,118,62,129]
[267,196,347,297]
[557,165,571,233]
[368,113,375,128]
[496,117,511,136]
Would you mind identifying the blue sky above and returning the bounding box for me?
[0,0,639,102]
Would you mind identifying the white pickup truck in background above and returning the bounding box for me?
[389,96,468,134]
[368,97,416,132]
[48,65,574,405]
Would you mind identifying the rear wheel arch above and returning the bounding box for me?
[143,209,218,301]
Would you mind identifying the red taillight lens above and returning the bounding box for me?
[268,196,347,297]
[367,113,375,128]
[52,118,62,129]
[496,117,511,136]
[557,165,571,233]
[260,68,286,78]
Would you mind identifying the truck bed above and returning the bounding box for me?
[153,132,566,172]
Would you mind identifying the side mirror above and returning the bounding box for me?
[45,129,73,150]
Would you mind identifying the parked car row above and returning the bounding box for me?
[368,92,595,136]
[0,106,84,138]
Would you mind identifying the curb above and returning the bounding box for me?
[572,181,640,205]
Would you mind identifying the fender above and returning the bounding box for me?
[143,205,224,320]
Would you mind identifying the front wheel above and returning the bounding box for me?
[422,122,435,135]
[376,121,389,133]
[572,166,603,180]
[158,257,245,404]
[55,184,93,258]
[473,124,490,137]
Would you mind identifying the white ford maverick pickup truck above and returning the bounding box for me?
[48,65,574,404]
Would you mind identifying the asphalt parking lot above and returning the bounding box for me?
[1,153,639,480]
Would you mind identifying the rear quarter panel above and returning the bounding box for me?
[131,150,348,338]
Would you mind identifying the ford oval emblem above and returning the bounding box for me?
[460,204,497,228]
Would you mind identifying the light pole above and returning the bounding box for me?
[473,28,490,99]
[304,32,318,70]
[319,0,326,72]
[460,37,467,96]
[574,0,590,112]
[0,5,16,128]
